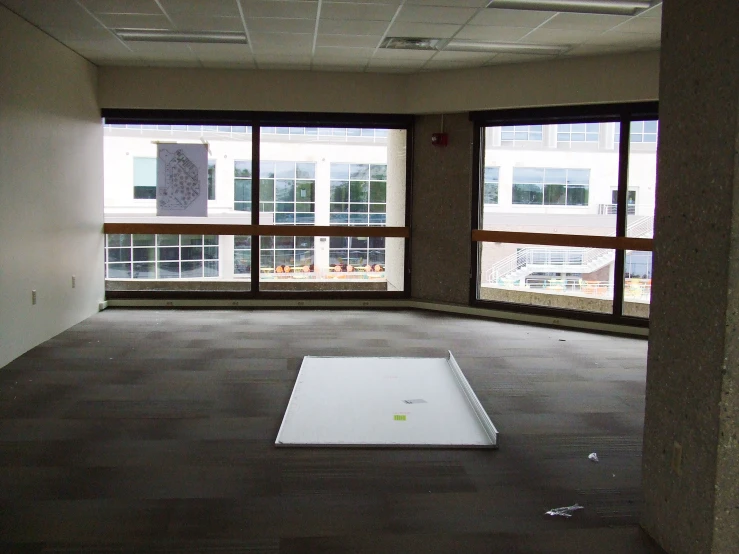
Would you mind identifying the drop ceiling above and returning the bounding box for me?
[0,0,661,72]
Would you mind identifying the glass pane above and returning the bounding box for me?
[107,263,131,278]
[623,250,652,318]
[260,235,404,292]
[478,242,614,314]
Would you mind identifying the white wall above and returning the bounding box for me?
[0,6,105,369]
[97,50,660,114]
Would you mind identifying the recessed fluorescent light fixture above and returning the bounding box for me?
[486,0,653,16]
[381,37,567,55]
[115,29,248,44]
[380,37,443,50]
[444,40,568,54]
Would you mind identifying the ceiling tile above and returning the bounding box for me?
[256,54,314,64]
[321,2,399,21]
[80,0,163,15]
[316,35,381,48]
[396,6,478,24]
[205,60,258,68]
[432,50,495,61]
[422,59,491,71]
[523,28,601,45]
[318,19,390,35]
[189,42,253,62]
[611,16,661,34]
[406,0,488,6]
[584,30,660,46]
[365,66,417,73]
[639,4,662,18]
[568,43,658,57]
[314,46,377,58]
[126,41,195,56]
[158,0,241,17]
[249,32,314,53]
[486,52,555,65]
[97,14,172,29]
[372,49,436,60]
[240,1,319,19]
[2,0,104,29]
[62,38,135,58]
[367,58,427,68]
[43,25,118,41]
[469,8,554,27]
[311,59,367,70]
[246,18,316,34]
[544,13,631,31]
[170,16,245,32]
[455,25,532,41]
[388,22,462,38]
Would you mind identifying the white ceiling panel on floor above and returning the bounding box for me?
[170,15,245,32]
[158,0,241,17]
[316,34,382,48]
[318,18,390,35]
[240,0,318,19]
[395,6,478,24]
[321,2,400,21]
[469,8,554,27]
[96,13,172,29]
[543,13,631,31]
[245,17,317,34]
[388,21,462,38]
[455,25,532,41]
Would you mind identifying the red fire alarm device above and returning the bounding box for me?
[431,132,448,147]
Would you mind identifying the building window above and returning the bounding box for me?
[512,168,590,206]
[208,160,216,200]
[557,123,600,144]
[133,157,157,199]
[329,236,385,271]
[629,120,658,143]
[260,236,315,273]
[234,160,251,212]
[625,251,653,279]
[233,235,251,275]
[259,161,316,224]
[329,163,387,225]
[483,167,499,204]
[106,234,219,279]
[611,190,637,214]
[500,125,543,142]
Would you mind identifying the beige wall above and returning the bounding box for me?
[0,5,105,369]
[98,50,659,114]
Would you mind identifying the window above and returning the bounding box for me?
[625,251,653,279]
[234,160,251,212]
[260,236,315,273]
[106,234,219,278]
[616,120,658,144]
[611,190,637,215]
[259,161,316,224]
[233,235,251,275]
[329,236,385,271]
[133,157,157,199]
[483,167,499,204]
[512,168,590,206]
[208,160,216,200]
[329,163,387,225]
[500,125,543,142]
[557,123,600,144]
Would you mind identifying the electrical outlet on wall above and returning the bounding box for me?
[31,290,37,305]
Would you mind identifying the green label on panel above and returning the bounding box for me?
[394,414,407,421]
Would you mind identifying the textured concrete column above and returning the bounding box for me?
[641,2,739,553]
[411,113,473,303]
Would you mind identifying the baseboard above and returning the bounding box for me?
[105,297,648,337]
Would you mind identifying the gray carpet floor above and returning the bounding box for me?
[0,308,665,553]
